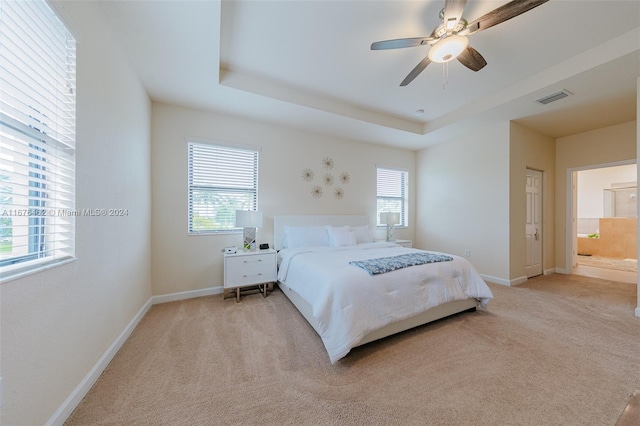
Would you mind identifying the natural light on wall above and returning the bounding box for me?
[0,0,77,280]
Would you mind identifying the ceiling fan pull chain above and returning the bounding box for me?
[446,62,449,86]
[442,62,449,90]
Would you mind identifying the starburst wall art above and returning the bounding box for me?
[300,157,350,200]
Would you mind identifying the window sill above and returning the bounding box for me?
[0,256,77,284]
[188,229,243,236]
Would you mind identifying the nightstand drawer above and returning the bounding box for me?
[226,269,273,287]
[223,250,277,289]
[395,240,412,248]
[375,239,413,248]
[225,264,275,286]
[225,253,274,271]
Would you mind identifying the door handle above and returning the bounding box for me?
[534,228,539,241]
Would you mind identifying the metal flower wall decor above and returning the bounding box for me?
[311,185,323,199]
[300,157,349,200]
[301,169,314,182]
[322,157,334,170]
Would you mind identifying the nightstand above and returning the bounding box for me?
[394,239,413,248]
[376,239,413,248]
[224,249,277,302]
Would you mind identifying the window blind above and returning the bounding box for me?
[0,0,76,274]
[376,167,408,227]
[188,142,259,233]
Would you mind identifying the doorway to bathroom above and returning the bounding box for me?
[571,162,637,283]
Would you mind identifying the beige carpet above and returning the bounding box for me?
[577,255,638,272]
[66,275,639,425]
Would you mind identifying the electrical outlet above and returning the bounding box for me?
[464,249,471,257]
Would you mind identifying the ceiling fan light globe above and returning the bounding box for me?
[428,35,469,63]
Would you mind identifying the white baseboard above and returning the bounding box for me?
[152,285,223,304]
[479,274,529,287]
[509,276,528,286]
[483,270,567,286]
[46,298,153,426]
[480,274,511,286]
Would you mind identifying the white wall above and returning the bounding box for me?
[416,121,511,283]
[555,121,636,272]
[151,102,416,296]
[577,164,637,218]
[509,122,556,281]
[0,2,152,424]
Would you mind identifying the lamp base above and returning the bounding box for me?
[386,225,395,242]
[243,227,257,251]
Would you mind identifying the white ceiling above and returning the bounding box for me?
[97,0,640,150]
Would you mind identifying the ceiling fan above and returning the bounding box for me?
[371,0,549,86]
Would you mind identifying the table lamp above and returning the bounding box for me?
[380,212,400,242]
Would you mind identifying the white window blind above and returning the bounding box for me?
[188,141,259,234]
[0,0,76,276]
[376,167,408,227]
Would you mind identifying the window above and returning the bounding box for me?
[0,0,76,278]
[376,167,408,227]
[188,141,259,234]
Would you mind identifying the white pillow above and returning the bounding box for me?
[284,226,329,248]
[326,226,351,247]
[352,226,373,244]
[333,230,357,247]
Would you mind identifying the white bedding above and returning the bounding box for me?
[278,242,493,363]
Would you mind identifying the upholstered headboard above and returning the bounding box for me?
[273,215,369,251]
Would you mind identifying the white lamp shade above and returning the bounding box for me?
[235,210,263,228]
[380,212,400,225]
[428,35,468,63]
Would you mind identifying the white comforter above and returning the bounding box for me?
[278,242,493,363]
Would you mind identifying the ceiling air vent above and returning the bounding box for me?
[535,89,572,105]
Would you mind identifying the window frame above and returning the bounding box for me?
[0,0,77,282]
[187,139,260,235]
[376,166,409,228]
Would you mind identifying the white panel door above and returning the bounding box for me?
[525,169,543,278]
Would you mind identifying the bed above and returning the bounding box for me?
[274,215,493,363]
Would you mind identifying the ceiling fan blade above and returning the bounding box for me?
[457,46,487,71]
[443,0,467,34]
[371,37,434,50]
[462,0,549,36]
[400,56,431,86]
